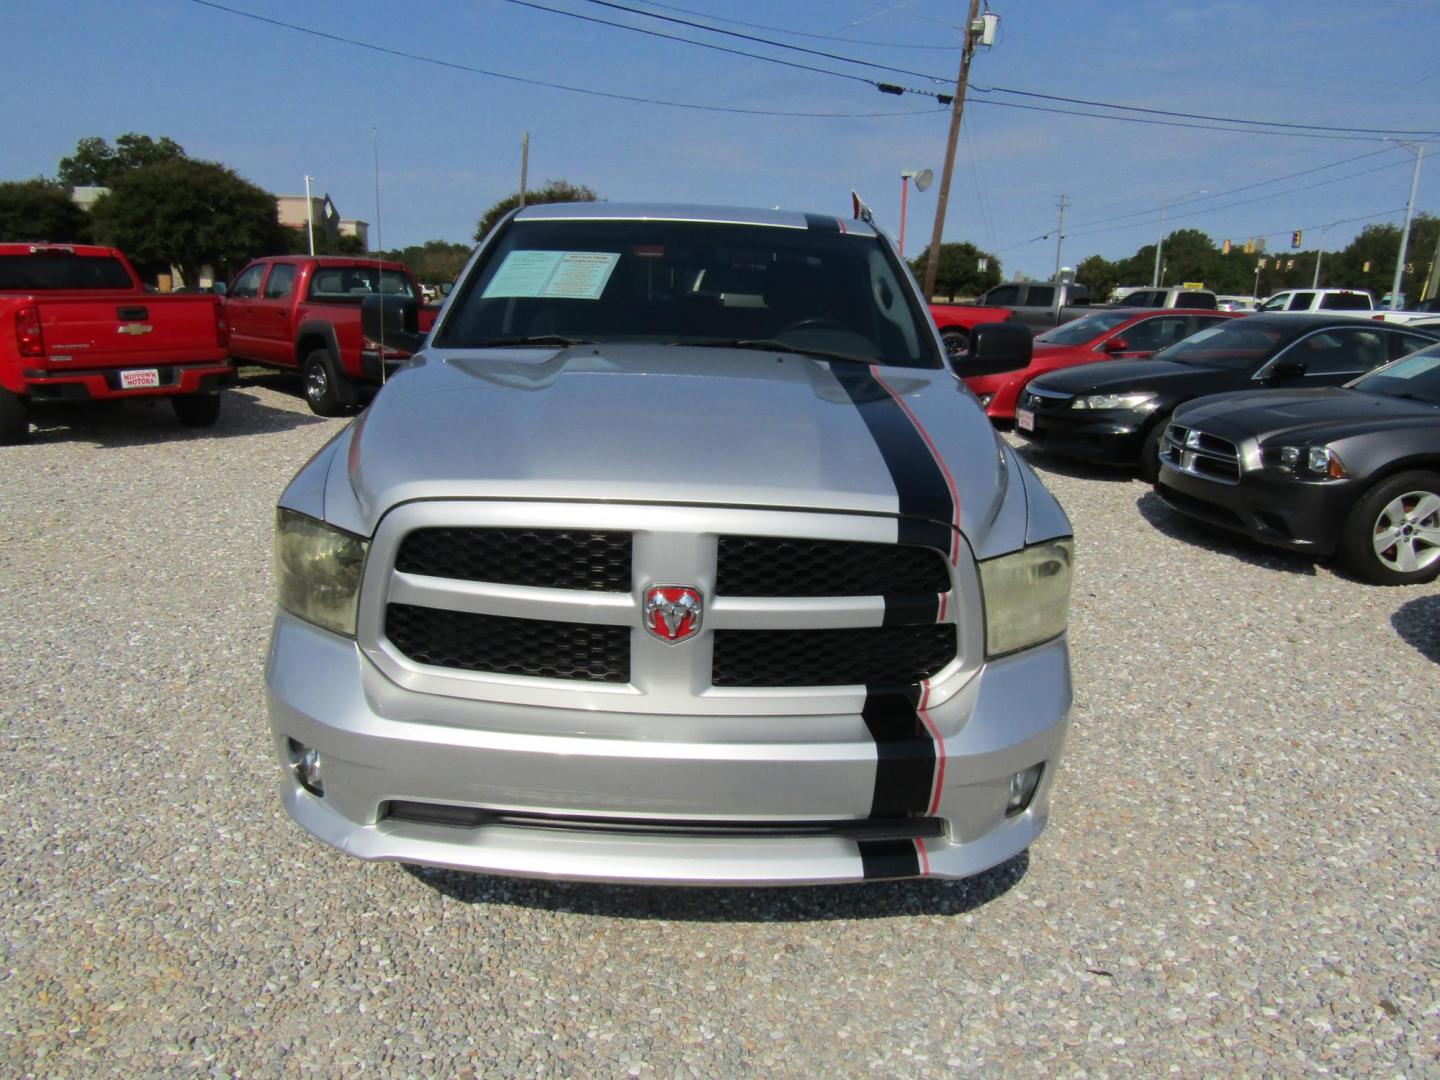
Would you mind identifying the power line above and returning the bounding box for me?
[184,0,943,117]
[631,0,962,50]
[507,0,954,99]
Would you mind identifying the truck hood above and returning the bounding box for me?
[1175,387,1440,443]
[339,342,1015,546]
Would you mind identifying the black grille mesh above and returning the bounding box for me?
[395,528,631,592]
[712,626,956,687]
[386,603,630,682]
[717,537,949,597]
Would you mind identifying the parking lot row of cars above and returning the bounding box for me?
[975,306,1440,586]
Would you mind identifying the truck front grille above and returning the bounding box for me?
[712,626,957,687]
[716,536,949,596]
[385,603,630,682]
[395,528,631,591]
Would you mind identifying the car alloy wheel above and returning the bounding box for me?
[1371,488,1440,576]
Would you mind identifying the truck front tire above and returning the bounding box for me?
[0,388,30,445]
[303,350,347,417]
[172,393,222,428]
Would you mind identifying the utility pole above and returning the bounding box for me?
[922,0,984,300]
[519,131,530,208]
[1053,194,1070,281]
[1390,143,1423,309]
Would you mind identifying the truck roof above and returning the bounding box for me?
[511,201,879,237]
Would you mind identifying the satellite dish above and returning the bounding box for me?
[914,168,934,193]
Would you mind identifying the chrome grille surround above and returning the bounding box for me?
[1161,422,1242,484]
[357,500,982,717]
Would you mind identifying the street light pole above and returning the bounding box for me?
[1151,189,1205,288]
[1390,144,1423,309]
[303,174,316,256]
[900,172,912,257]
[1053,194,1070,281]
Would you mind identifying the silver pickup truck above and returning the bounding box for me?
[265,203,1074,886]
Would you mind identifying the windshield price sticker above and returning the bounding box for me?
[482,250,620,301]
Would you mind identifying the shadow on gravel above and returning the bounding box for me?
[25,386,332,447]
[1135,490,1319,576]
[1007,441,1136,484]
[1392,595,1440,664]
[403,850,1028,922]
[235,368,369,414]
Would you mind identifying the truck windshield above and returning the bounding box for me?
[437,218,937,368]
[0,253,134,290]
[308,267,417,301]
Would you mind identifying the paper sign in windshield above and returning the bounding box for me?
[481,250,619,301]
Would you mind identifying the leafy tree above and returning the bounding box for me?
[278,225,368,257]
[908,241,1001,300]
[377,239,473,283]
[0,180,91,243]
[474,180,599,242]
[89,159,285,285]
[1073,254,1120,301]
[58,134,186,189]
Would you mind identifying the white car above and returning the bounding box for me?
[1257,288,1373,312]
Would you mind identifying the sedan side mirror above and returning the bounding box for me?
[1267,357,1305,381]
[1103,336,1129,353]
[950,321,1033,376]
[362,294,427,355]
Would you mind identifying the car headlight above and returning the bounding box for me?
[1070,392,1159,411]
[1274,445,1347,479]
[979,539,1074,657]
[275,508,369,636]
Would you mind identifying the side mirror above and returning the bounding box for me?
[1267,357,1305,381]
[362,293,426,355]
[1103,336,1129,353]
[951,321,1032,376]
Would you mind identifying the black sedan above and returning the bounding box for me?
[1013,314,1438,480]
[1155,343,1440,585]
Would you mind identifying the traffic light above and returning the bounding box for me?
[1243,239,1256,254]
[1222,239,1231,255]
[1291,230,1302,249]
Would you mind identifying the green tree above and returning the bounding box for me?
[1074,254,1120,301]
[378,239,473,283]
[89,159,284,285]
[908,241,1001,300]
[474,180,599,242]
[278,225,369,257]
[58,133,187,189]
[0,180,91,243]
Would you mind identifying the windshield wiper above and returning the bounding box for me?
[669,338,881,365]
[469,335,595,348]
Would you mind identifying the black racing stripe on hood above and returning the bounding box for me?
[860,686,936,819]
[858,838,921,879]
[828,364,955,553]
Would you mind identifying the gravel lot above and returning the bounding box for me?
[1,378,1436,1077]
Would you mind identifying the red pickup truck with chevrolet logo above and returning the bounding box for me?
[226,256,439,416]
[0,244,232,444]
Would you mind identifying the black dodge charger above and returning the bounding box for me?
[1014,314,1438,480]
[1155,342,1440,585]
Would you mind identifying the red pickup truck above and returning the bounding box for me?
[226,256,438,415]
[928,301,1016,356]
[0,244,231,444]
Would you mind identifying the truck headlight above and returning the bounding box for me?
[979,539,1074,657]
[1071,392,1158,411]
[275,508,369,636]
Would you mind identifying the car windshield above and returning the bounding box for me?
[308,266,416,300]
[1350,344,1440,404]
[436,218,937,367]
[1035,310,1131,346]
[1154,320,1294,369]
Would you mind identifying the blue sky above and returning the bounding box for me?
[6,1,1439,280]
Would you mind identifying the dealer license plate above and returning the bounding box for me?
[1016,408,1035,432]
[119,368,160,389]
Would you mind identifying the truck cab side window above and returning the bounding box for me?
[232,265,264,299]
[263,264,297,299]
[1027,285,1055,307]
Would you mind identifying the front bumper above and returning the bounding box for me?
[1013,406,1152,466]
[266,610,1072,885]
[22,360,233,401]
[1156,461,1355,554]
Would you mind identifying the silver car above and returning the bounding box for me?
[266,203,1074,885]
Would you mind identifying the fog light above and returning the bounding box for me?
[292,742,324,797]
[1006,764,1043,817]
[977,393,994,406]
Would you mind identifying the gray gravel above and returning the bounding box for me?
[1,380,1436,1077]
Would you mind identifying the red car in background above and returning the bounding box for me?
[965,307,1238,422]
